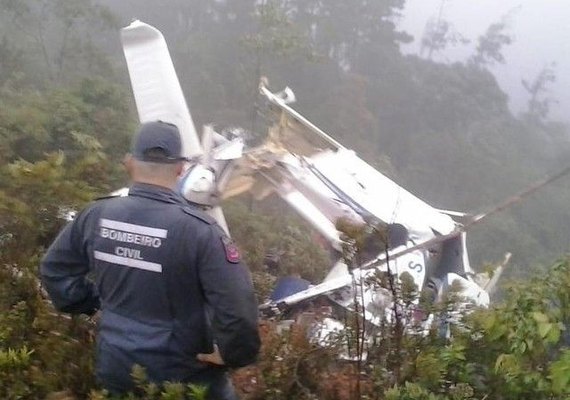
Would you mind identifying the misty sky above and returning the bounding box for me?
[399,0,569,122]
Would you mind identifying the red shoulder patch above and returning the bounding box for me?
[221,236,241,264]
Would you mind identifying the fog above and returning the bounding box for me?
[1,0,570,274]
[400,0,570,121]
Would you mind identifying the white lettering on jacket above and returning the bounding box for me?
[99,218,166,248]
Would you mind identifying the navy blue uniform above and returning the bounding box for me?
[40,183,260,396]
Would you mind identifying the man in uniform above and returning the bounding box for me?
[40,121,260,399]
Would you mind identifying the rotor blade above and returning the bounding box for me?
[121,20,202,158]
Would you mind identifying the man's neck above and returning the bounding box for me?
[132,178,176,190]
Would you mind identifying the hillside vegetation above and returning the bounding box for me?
[1,1,570,398]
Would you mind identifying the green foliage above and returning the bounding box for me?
[251,256,570,399]
[88,365,209,400]
[522,64,557,122]
[0,346,34,368]
[241,1,315,60]
[0,0,117,84]
[1,0,570,399]
[0,269,98,399]
[471,16,513,66]
[453,258,570,399]
[242,322,333,400]
[0,37,24,84]
[0,79,132,267]
[421,4,468,61]
[0,77,132,166]
[243,205,570,399]
[89,0,570,275]
[0,11,132,393]
[385,382,473,400]
[224,199,331,293]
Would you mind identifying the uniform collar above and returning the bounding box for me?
[128,182,186,205]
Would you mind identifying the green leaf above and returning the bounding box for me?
[549,350,570,394]
[532,311,549,324]
[538,322,552,339]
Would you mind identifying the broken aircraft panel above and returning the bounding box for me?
[119,20,494,339]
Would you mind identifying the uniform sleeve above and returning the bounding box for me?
[40,210,100,315]
[197,226,261,368]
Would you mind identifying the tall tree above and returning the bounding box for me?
[0,0,117,84]
[522,64,558,123]
[471,14,514,67]
[421,0,468,60]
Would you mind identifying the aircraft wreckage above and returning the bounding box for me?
[119,20,503,342]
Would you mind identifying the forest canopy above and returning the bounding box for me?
[1,0,570,399]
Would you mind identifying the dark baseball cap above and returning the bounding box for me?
[131,121,187,163]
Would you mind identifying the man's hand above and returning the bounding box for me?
[197,344,225,365]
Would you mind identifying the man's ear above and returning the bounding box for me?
[123,154,134,176]
[175,161,186,177]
